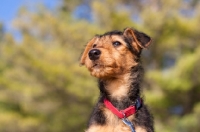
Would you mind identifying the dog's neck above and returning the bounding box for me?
[98,65,143,110]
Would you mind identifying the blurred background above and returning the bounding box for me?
[0,0,200,131]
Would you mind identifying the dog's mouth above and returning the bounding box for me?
[92,63,116,69]
[92,63,102,68]
[89,61,122,78]
[93,63,98,67]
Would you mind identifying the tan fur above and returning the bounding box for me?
[81,28,152,132]
[104,73,131,100]
[123,28,151,50]
[86,126,146,132]
[86,125,146,132]
[80,37,99,65]
[81,35,138,79]
[135,127,147,132]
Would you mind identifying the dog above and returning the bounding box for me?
[80,28,154,132]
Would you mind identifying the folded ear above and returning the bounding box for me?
[80,37,97,65]
[123,28,151,52]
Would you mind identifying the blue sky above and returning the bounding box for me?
[0,0,58,32]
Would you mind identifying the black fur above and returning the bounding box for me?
[133,29,151,48]
[86,29,154,132]
[87,64,154,132]
[87,101,106,127]
[96,29,143,59]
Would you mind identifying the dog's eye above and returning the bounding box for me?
[93,44,97,48]
[112,41,121,47]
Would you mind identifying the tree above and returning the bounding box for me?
[0,0,199,131]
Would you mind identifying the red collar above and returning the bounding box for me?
[103,98,142,119]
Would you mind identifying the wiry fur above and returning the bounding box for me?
[80,28,154,132]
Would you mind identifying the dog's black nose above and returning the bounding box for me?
[88,49,101,60]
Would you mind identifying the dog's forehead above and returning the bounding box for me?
[95,35,124,44]
[110,35,124,41]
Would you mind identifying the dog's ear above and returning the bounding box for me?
[123,28,151,52]
[80,37,97,65]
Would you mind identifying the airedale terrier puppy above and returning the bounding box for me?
[80,28,154,132]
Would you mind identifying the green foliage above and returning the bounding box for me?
[0,0,200,131]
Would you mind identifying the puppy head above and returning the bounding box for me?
[80,28,151,79]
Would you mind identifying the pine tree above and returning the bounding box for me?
[0,0,199,131]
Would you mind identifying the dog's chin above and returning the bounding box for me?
[89,64,120,79]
